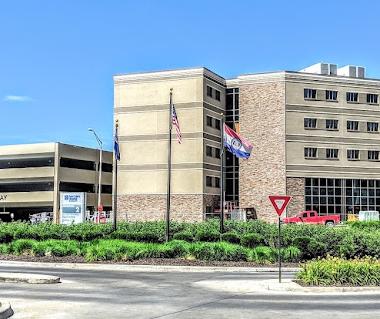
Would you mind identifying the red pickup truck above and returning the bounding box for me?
[282,210,340,226]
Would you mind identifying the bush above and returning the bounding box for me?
[10,239,36,255]
[241,233,264,248]
[194,229,220,242]
[248,246,276,263]
[297,257,380,286]
[172,231,194,242]
[220,232,240,244]
[282,246,302,263]
[188,242,248,261]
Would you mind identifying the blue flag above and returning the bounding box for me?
[114,125,120,161]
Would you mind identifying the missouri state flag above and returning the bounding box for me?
[223,124,253,159]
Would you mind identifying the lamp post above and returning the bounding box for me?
[88,128,103,220]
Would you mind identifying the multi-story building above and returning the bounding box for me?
[114,63,380,223]
[0,143,112,222]
[114,68,225,222]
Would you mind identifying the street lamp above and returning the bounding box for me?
[88,128,103,219]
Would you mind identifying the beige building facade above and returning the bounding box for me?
[0,143,112,222]
[114,68,225,222]
[115,63,380,223]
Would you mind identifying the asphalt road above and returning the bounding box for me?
[0,264,379,319]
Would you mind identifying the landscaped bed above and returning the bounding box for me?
[297,257,380,286]
[0,220,378,265]
[0,239,301,263]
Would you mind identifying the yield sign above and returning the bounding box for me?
[269,195,292,217]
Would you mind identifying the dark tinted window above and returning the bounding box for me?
[101,185,112,194]
[60,157,95,171]
[0,157,54,169]
[101,163,113,173]
[215,119,221,130]
[215,90,221,101]
[0,182,54,192]
[60,182,95,193]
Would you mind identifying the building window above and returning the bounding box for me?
[0,182,54,192]
[214,177,220,188]
[367,122,379,132]
[101,185,112,194]
[207,86,213,98]
[206,145,213,157]
[368,151,379,161]
[326,90,338,101]
[60,157,95,171]
[347,120,359,132]
[102,163,113,173]
[206,116,213,127]
[60,182,95,193]
[215,90,221,101]
[304,118,317,129]
[326,119,338,130]
[215,118,221,130]
[346,92,358,103]
[215,148,220,159]
[206,176,213,187]
[347,149,359,160]
[306,178,380,217]
[0,157,54,169]
[326,148,339,159]
[367,94,379,104]
[304,88,317,100]
[304,147,317,159]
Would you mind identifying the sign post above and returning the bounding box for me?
[269,195,292,283]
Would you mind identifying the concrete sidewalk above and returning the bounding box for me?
[0,260,300,273]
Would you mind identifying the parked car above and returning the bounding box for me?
[282,210,340,226]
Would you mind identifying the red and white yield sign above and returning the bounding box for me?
[269,195,292,217]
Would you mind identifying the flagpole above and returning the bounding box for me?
[112,120,119,231]
[220,113,225,234]
[166,89,173,242]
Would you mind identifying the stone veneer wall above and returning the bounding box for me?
[117,194,219,222]
[239,78,287,223]
[286,177,305,217]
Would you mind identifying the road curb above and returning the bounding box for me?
[0,301,13,319]
[0,260,299,273]
[0,272,60,284]
[260,279,380,293]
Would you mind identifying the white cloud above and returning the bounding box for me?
[3,95,33,102]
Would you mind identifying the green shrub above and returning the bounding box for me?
[282,246,302,263]
[172,231,194,242]
[248,246,276,263]
[194,229,220,242]
[10,239,36,255]
[189,242,248,261]
[220,231,240,244]
[297,257,380,286]
[241,233,264,248]
[0,243,9,254]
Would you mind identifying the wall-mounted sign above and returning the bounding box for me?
[60,192,86,225]
[0,194,7,201]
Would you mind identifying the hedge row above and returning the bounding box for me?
[0,239,301,263]
[297,257,380,286]
[0,221,379,260]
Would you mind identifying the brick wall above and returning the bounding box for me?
[117,194,218,222]
[286,177,305,216]
[239,77,287,223]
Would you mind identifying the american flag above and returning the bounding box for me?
[171,105,182,144]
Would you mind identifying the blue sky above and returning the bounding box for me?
[1,0,379,150]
